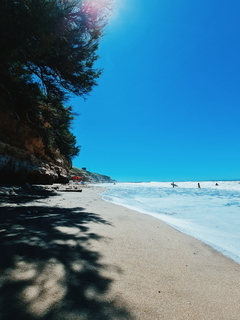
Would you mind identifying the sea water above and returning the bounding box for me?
[96,181,240,264]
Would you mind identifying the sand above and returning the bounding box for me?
[0,184,240,320]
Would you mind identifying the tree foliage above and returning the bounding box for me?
[0,0,112,160]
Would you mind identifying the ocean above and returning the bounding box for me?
[96,181,240,264]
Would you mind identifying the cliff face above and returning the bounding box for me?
[0,142,70,184]
[0,108,72,184]
[70,167,116,183]
[0,114,115,185]
[0,143,116,185]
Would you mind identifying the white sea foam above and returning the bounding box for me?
[96,181,240,264]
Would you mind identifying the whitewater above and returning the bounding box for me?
[96,181,240,264]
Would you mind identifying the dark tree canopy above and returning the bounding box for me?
[0,0,112,160]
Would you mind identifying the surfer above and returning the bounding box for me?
[198,183,201,188]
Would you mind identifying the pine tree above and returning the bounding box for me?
[0,0,112,160]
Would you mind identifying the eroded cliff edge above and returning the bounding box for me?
[0,114,115,184]
[0,142,69,184]
[0,142,115,184]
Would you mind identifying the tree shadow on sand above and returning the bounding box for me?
[0,189,133,320]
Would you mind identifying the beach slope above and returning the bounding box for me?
[0,185,239,320]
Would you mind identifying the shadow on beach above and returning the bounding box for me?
[0,189,133,320]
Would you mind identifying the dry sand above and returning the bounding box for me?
[0,185,240,320]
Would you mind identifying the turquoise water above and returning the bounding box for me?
[97,181,240,264]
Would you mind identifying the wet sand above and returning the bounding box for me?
[0,185,240,319]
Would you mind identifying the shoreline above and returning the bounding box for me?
[98,182,240,266]
[0,185,240,319]
[100,196,240,266]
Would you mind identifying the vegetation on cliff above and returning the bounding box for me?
[0,0,112,164]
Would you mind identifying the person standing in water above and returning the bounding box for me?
[198,183,201,188]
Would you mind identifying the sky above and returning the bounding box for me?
[71,0,240,182]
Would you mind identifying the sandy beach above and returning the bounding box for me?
[0,185,240,320]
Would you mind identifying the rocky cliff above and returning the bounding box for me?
[0,142,70,184]
[0,142,115,185]
[0,114,115,184]
[70,167,116,183]
[0,111,71,184]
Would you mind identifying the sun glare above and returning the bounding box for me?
[82,0,126,23]
[82,0,112,17]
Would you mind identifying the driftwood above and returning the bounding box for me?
[58,189,82,192]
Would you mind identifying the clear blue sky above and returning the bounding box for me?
[71,0,240,182]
